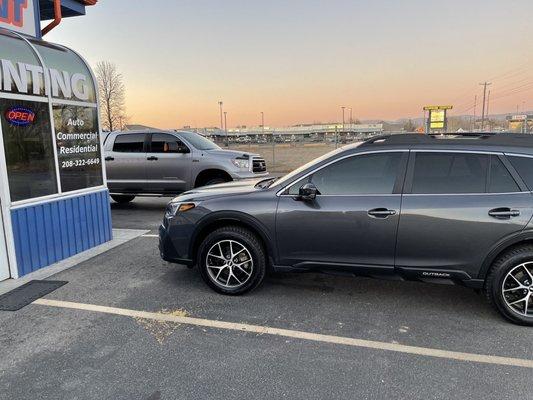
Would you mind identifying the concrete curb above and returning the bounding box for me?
[0,229,149,296]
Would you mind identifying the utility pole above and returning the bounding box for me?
[486,90,491,131]
[224,111,228,147]
[479,82,491,131]
[472,95,477,132]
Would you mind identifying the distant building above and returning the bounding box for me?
[192,123,383,140]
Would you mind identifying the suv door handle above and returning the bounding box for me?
[368,208,397,218]
[488,208,520,219]
[147,156,159,161]
[105,156,114,161]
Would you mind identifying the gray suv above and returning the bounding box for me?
[159,133,533,325]
[103,130,268,203]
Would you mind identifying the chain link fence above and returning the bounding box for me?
[212,133,387,173]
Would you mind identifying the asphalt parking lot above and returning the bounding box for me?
[1,196,532,400]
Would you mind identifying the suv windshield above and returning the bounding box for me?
[178,132,220,150]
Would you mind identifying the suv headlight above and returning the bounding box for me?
[165,202,196,218]
[231,158,249,169]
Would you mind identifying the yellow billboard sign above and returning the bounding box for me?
[429,109,445,129]
[423,105,453,111]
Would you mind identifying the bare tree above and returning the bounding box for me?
[95,61,127,131]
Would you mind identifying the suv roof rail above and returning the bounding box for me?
[360,132,533,147]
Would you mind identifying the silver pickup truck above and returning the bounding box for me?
[103,130,268,203]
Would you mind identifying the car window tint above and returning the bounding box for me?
[288,152,402,195]
[151,133,187,153]
[412,152,488,194]
[489,156,520,193]
[508,156,533,191]
[113,134,145,153]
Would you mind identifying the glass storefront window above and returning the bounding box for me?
[0,99,58,201]
[30,40,97,103]
[0,31,104,203]
[0,30,44,97]
[53,104,103,192]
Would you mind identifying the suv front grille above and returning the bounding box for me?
[252,157,267,173]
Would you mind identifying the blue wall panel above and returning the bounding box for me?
[11,190,112,277]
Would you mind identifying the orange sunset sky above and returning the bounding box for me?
[47,0,533,129]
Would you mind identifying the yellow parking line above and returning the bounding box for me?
[33,298,533,369]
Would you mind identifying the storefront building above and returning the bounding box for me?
[0,0,111,281]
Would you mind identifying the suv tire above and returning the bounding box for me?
[111,195,136,204]
[198,226,266,295]
[485,245,533,326]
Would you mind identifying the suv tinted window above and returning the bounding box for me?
[113,133,145,152]
[508,155,533,191]
[289,152,403,195]
[151,133,188,153]
[489,156,520,193]
[412,152,488,194]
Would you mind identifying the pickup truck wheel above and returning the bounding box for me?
[205,177,229,186]
[198,226,266,295]
[111,195,136,204]
[484,245,533,326]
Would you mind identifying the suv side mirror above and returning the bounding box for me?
[298,182,318,201]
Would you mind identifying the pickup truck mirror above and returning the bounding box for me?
[177,145,190,154]
[166,142,190,153]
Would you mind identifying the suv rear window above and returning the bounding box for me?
[508,155,533,191]
[113,133,145,153]
[489,156,520,193]
[412,152,488,194]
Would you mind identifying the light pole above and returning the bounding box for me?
[224,111,228,147]
[348,107,353,138]
[341,106,346,142]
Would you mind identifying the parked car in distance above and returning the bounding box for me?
[103,130,268,203]
[159,133,533,326]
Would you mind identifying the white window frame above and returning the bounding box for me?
[0,32,107,209]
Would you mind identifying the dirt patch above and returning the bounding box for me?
[135,308,189,344]
[228,143,336,173]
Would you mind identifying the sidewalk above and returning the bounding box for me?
[0,229,148,296]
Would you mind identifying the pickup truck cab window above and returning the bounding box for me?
[150,133,189,153]
[112,133,145,153]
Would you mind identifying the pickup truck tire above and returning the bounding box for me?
[205,177,229,186]
[111,195,136,204]
[198,225,266,295]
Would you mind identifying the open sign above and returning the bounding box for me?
[5,107,35,126]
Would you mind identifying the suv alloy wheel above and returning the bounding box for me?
[485,245,533,326]
[198,226,266,295]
